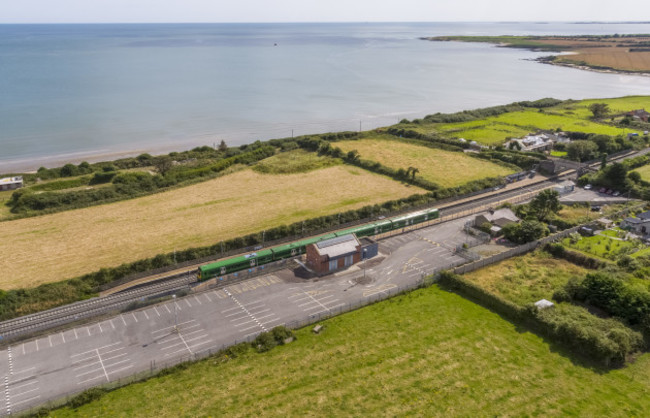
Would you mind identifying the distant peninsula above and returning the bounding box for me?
[423,34,650,75]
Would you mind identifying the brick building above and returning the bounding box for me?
[306,234,361,275]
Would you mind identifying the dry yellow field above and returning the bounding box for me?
[336,138,514,188]
[0,166,424,289]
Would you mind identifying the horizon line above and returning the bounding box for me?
[2,20,650,25]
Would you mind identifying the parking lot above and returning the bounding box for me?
[0,214,480,415]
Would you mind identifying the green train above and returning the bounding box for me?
[197,207,439,281]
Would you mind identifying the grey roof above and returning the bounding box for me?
[637,211,650,220]
[624,217,646,225]
[534,299,554,309]
[483,208,520,224]
[315,234,359,259]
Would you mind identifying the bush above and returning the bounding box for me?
[67,387,108,409]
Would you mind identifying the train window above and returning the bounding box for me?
[220,267,226,274]
[291,248,297,256]
[250,259,256,267]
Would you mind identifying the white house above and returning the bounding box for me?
[0,176,23,191]
[621,211,650,235]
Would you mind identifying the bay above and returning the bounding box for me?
[1,22,650,172]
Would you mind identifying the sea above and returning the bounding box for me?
[2,22,650,172]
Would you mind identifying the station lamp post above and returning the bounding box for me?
[173,294,178,333]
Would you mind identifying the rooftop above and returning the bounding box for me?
[315,234,360,259]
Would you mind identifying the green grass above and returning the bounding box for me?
[632,164,650,182]
[551,150,568,157]
[400,96,648,145]
[252,149,341,174]
[562,232,643,260]
[50,285,650,417]
[462,252,588,306]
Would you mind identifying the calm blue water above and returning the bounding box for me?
[2,22,650,171]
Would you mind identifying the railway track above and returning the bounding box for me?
[0,273,194,341]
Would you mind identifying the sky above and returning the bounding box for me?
[0,0,648,24]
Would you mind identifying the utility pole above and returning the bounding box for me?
[362,248,367,281]
[359,120,362,132]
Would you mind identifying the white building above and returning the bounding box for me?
[0,176,23,191]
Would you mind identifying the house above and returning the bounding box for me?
[306,234,362,275]
[474,208,520,236]
[0,176,23,191]
[621,211,650,235]
[507,131,570,153]
[626,109,650,122]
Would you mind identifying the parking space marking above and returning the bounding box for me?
[71,342,131,385]
[193,296,202,305]
[223,289,269,332]
[132,312,138,323]
[165,304,172,314]
[120,315,127,326]
[142,310,149,320]
[154,306,161,317]
[184,299,192,308]
[155,320,212,357]
[204,292,213,303]
[73,328,78,340]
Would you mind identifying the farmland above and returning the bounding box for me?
[50,285,650,417]
[462,252,587,306]
[334,137,514,187]
[0,165,424,289]
[427,35,650,73]
[397,96,647,146]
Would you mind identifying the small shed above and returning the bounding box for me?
[306,234,361,275]
[534,299,554,310]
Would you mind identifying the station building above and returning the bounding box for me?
[306,234,378,275]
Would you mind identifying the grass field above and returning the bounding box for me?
[252,149,341,174]
[335,137,514,187]
[50,285,650,417]
[0,166,424,289]
[401,96,648,145]
[462,252,588,306]
[632,164,650,182]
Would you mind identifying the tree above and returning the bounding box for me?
[502,220,548,244]
[601,153,608,171]
[152,155,173,176]
[218,140,228,152]
[529,189,561,221]
[628,171,642,183]
[60,163,79,177]
[346,150,360,162]
[588,103,610,119]
[567,140,599,162]
[601,162,628,190]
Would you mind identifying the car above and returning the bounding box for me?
[606,189,613,194]
[613,191,621,197]
[599,187,606,193]
[584,184,592,190]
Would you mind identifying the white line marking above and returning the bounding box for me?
[77,375,104,385]
[247,308,271,315]
[194,296,202,305]
[86,327,91,336]
[132,313,138,323]
[174,302,182,311]
[152,320,197,334]
[108,365,133,375]
[102,353,128,362]
[204,293,212,303]
[10,395,40,407]
[34,340,38,352]
[240,324,261,332]
[110,320,115,330]
[154,307,161,317]
[21,344,25,356]
[61,332,66,343]
[10,387,39,398]
[76,367,104,378]
[104,359,130,368]
[98,323,103,333]
[165,304,172,314]
[12,367,35,376]
[121,315,127,326]
[72,341,122,357]
[184,299,192,308]
[96,349,110,382]
[48,335,52,348]
[10,381,37,391]
[143,310,150,320]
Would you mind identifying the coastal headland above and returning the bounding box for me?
[424,34,650,74]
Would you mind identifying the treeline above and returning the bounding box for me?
[7,144,275,214]
[438,271,644,368]
[398,98,564,125]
